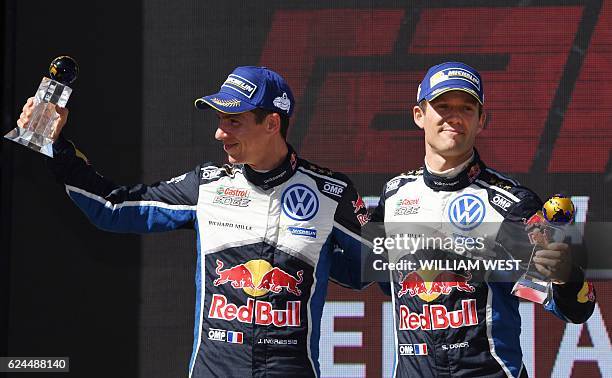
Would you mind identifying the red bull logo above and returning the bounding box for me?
[397,270,475,301]
[467,163,481,182]
[257,267,303,296]
[352,196,366,214]
[429,272,475,295]
[214,260,255,289]
[397,271,428,298]
[209,294,301,327]
[209,259,305,327]
[524,210,546,227]
[213,259,303,297]
[399,299,478,331]
[577,281,596,303]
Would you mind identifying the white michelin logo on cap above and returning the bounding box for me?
[222,74,258,98]
[429,68,480,90]
[273,92,291,112]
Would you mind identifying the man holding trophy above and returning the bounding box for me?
[11,63,371,377]
[369,62,596,378]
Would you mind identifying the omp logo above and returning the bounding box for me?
[492,194,513,211]
[201,166,222,180]
[448,194,485,231]
[222,74,257,98]
[282,184,319,221]
[208,328,243,344]
[322,182,344,197]
[399,343,428,356]
[386,179,400,193]
[208,328,226,342]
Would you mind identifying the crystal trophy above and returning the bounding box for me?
[511,215,555,304]
[512,195,575,303]
[4,56,79,157]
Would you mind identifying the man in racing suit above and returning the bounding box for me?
[17,66,370,377]
[369,62,595,377]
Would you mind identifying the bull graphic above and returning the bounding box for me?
[213,259,255,289]
[257,268,304,296]
[397,271,428,298]
[429,271,475,295]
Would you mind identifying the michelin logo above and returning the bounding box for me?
[288,227,317,238]
[166,173,187,184]
[273,92,291,113]
[430,68,480,90]
[222,74,257,98]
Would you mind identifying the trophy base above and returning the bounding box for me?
[4,127,54,157]
[511,275,551,304]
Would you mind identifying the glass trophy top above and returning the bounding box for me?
[3,56,79,157]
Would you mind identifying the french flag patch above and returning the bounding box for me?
[226,331,243,344]
[413,343,428,355]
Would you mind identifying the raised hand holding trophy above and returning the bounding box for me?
[4,56,78,157]
[511,195,576,303]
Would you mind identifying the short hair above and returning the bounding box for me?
[418,99,483,117]
[251,108,290,140]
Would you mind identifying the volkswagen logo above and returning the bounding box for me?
[281,184,319,221]
[448,194,485,231]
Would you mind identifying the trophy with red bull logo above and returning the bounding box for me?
[4,56,78,157]
[511,194,575,303]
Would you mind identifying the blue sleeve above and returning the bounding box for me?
[545,266,596,323]
[48,136,199,233]
[329,180,372,290]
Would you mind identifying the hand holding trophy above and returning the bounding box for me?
[4,56,78,157]
[512,194,576,303]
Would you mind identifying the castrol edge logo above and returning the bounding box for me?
[208,259,304,327]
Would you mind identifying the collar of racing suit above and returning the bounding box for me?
[242,144,299,190]
[422,149,485,191]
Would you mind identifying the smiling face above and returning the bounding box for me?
[214,111,271,166]
[414,90,486,168]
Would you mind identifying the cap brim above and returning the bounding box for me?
[194,92,257,114]
[422,80,483,105]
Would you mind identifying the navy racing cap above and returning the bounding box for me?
[195,66,295,117]
[417,62,484,105]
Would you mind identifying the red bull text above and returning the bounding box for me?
[209,294,301,327]
[399,299,478,330]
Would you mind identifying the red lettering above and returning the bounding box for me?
[224,303,237,319]
[431,305,450,329]
[208,294,301,328]
[448,308,464,328]
[237,299,253,322]
[209,294,226,319]
[398,300,478,330]
[256,301,272,325]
